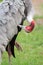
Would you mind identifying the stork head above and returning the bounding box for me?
[18,12,35,33]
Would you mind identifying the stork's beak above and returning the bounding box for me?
[18,20,35,33]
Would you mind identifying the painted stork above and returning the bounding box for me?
[0,0,35,65]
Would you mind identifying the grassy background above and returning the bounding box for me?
[0,0,43,65]
[0,0,3,2]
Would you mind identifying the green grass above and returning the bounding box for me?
[34,15,43,20]
[0,0,3,2]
